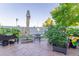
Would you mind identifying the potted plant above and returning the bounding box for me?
[45,26,68,55]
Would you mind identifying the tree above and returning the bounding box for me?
[43,17,55,27]
[51,3,79,27]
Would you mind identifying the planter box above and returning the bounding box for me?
[53,45,67,55]
[2,40,9,46]
[21,39,33,43]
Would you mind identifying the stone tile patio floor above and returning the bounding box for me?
[0,39,79,56]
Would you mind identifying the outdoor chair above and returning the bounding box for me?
[34,34,41,42]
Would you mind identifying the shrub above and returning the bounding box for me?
[67,28,79,37]
[45,26,67,48]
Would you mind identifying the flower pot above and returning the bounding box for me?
[53,45,67,55]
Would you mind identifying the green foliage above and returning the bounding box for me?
[51,3,79,26]
[45,26,67,48]
[0,28,11,35]
[11,28,20,37]
[0,28,21,37]
[45,3,79,48]
[67,28,79,36]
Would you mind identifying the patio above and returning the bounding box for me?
[0,38,79,56]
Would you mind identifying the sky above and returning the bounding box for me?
[0,3,58,27]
